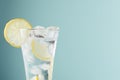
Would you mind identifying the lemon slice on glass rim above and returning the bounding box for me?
[4,18,32,48]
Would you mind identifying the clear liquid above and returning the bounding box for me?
[21,37,55,80]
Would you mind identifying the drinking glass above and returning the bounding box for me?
[20,27,59,80]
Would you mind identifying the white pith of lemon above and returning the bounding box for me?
[4,18,32,48]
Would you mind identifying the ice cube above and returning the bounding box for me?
[33,26,47,38]
[48,44,54,56]
[26,54,35,63]
[40,63,50,70]
[30,66,42,75]
[23,38,32,49]
[46,26,59,40]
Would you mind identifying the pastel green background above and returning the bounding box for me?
[0,0,120,80]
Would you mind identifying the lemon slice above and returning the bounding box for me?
[35,75,39,80]
[31,40,51,61]
[4,18,32,48]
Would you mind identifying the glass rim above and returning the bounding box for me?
[20,26,60,31]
